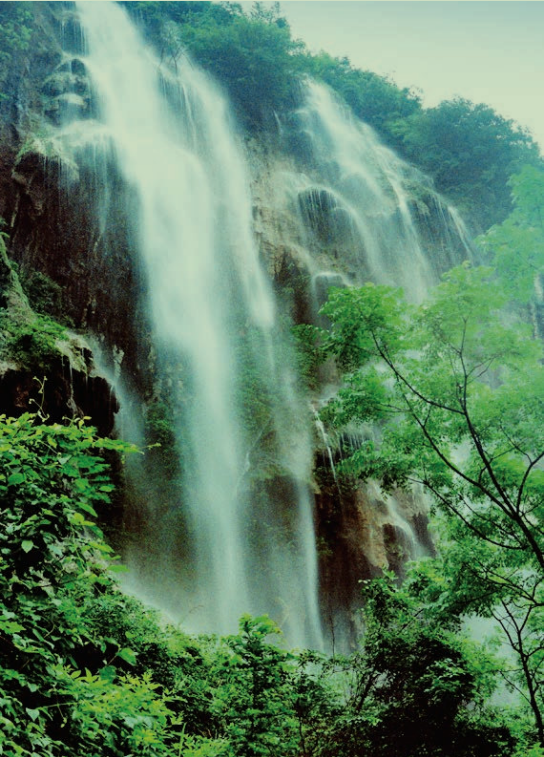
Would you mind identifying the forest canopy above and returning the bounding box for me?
[306,167,544,750]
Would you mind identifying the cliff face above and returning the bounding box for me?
[0,3,469,644]
[0,4,148,430]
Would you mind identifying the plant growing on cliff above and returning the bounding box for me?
[304,51,422,149]
[0,403,527,756]
[20,270,65,321]
[315,572,516,757]
[0,310,68,369]
[128,0,304,126]
[0,4,32,67]
[213,616,299,757]
[123,1,539,229]
[395,99,541,229]
[0,410,152,756]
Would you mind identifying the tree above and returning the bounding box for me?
[0,409,178,757]
[478,165,544,322]
[0,3,33,67]
[319,573,515,757]
[316,264,544,744]
[0,404,530,754]
[396,99,542,229]
[305,51,422,148]
[213,616,299,757]
[131,1,304,126]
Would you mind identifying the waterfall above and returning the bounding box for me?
[267,81,466,644]
[73,0,322,647]
[52,3,474,650]
[287,80,470,301]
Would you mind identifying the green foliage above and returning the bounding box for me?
[317,263,544,744]
[0,4,33,68]
[49,667,174,756]
[0,411,149,756]
[215,616,298,757]
[144,398,180,480]
[0,233,69,370]
[317,574,515,757]
[20,270,66,322]
[233,320,310,483]
[305,51,422,147]
[132,1,303,126]
[235,327,277,446]
[396,98,542,229]
[0,413,121,585]
[0,232,25,306]
[478,165,544,305]
[1,6,542,749]
[124,0,540,228]
[291,323,327,391]
[0,404,530,755]
[145,400,175,449]
[126,1,238,31]
[132,1,421,138]
[0,309,68,369]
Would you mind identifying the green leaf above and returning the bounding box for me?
[99,665,116,682]
[21,540,34,553]
[116,647,137,666]
[0,620,24,635]
[109,564,128,573]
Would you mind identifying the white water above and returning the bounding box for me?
[291,81,470,302]
[74,1,322,647]
[312,404,339,485]
[54,3,475,649]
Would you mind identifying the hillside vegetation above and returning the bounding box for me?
[0,408,529,757]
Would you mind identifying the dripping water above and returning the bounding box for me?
[311,404,339,487]
[291,80,433,301]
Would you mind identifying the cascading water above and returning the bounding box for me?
[72,0,322,647]
[285,80,471,302]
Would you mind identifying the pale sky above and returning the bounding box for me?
[277,1,544,151]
